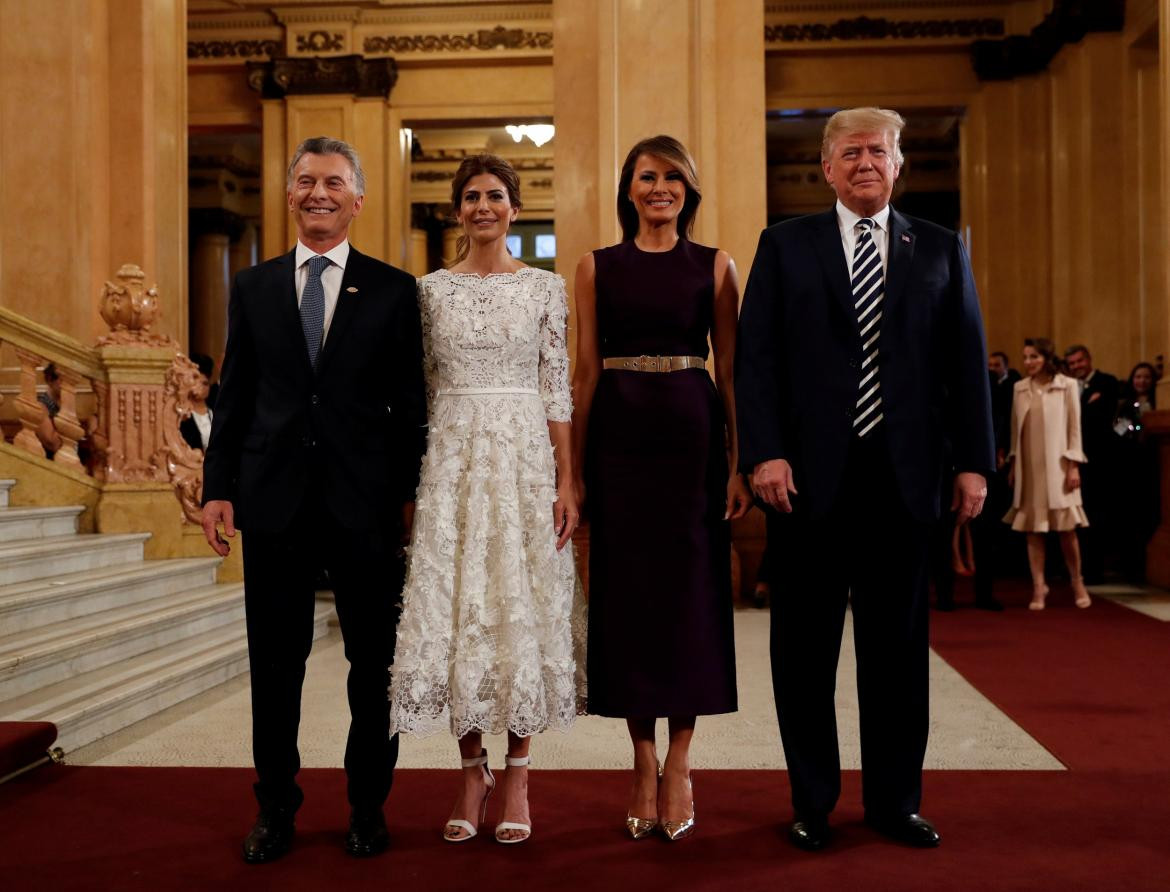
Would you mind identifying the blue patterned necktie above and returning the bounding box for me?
[300,254,330,367]
[852,218,884,438]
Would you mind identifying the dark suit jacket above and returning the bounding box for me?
[1080,370,1120,460]
[202,246,427,533]
[735,207,994,523]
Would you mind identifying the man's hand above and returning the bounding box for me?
[951,472,987,525]
[750,459,798,513]
[201,499,236,556]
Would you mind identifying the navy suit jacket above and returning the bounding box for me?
[735,207,994,523]
[202,246,427,533]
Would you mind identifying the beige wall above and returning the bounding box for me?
[964,25,1167,379]
[553,0,767,290]
[0,0,187,346]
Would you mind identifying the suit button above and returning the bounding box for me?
[848,360,858,369]
[311,395,320,406]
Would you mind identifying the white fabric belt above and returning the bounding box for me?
[437,387,538,396]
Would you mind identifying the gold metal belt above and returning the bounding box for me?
[602,355,706,373]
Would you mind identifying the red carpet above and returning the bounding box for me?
[0,721,56,778]
[1,579,1168,890]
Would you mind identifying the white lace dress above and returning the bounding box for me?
[388,267,587,739]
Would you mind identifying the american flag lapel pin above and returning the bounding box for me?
[346,286,359,293]
[901,233,912,243]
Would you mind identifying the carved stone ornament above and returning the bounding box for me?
[363,25,552,54]
[765,16,1004,44]
[296,30,345,53]
[163,354,207,525]
[98,264,177,348]
[187,39,280,60]
[246,55,398,99]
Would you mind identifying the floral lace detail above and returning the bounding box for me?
[389,267,586,738]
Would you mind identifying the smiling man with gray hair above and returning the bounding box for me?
[736,107,994,852]
[202,136,426,863]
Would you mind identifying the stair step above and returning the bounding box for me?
[0,601,334,753]
[0,557,222,635]
[0,479,14,508]
[0,533,150,585]
[0,584,244,697]
[0,505,84,541]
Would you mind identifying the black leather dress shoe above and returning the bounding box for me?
[242,811,295,864]
[865,812,941,848]
[345,810,390,857]
[788,817,831,851]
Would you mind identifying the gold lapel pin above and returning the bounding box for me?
[346,286,359,293]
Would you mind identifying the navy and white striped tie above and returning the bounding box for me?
[300,254,330,367]
[852,218,883,438]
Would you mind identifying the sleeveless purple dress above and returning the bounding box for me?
[585,238,738,718]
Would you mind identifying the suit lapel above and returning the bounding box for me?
[809,210,857,341]
[884,208,915,324]
[315,246,363,375]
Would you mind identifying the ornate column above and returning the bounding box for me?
[189,209,244,362]
[409,228,429,276]
[231,222,259,279]
[441,227,460,269]
[247,56,399,263]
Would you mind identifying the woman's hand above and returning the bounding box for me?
[572,473,587,514]
[725,473,752,520]
[552,482,579,551]
[1064,461,1081,494]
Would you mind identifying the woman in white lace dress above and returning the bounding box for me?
[388,154,585,845]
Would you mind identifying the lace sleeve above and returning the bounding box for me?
[538,273,573,422]
[418,280,439,421]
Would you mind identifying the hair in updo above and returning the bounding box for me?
[449,154,522,265]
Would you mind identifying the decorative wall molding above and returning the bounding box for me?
[971,0,1124,80]
[360,3,551,26]
[188,39,281,60]
[246,55,399,98]
[765,15,1004,44]
[272,5,362,25]
[295,30,345,52]
[364,25,552,54]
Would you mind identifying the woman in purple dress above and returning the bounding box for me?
[571,135,751,841]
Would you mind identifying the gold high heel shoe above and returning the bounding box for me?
[625,761,661,840]
[660,773,695,842]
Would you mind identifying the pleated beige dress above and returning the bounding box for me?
[1004,377,1089,533]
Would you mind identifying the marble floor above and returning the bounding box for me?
[72,608,1063,772]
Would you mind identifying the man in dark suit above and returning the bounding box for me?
[1064,344,1119,583]
[735,108,993,852]
[201,136,426,863]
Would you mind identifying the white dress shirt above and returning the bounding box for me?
[836,200,891,281]
[294,239,350,345]
[191,409,213,449]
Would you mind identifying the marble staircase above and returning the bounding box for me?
[0,478,329,753]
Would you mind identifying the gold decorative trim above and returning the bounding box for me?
[765,15,1004,43]
[361,3,552,26]
[272,5,361,25]
[188,39,281,60]
[295,30,345,52]
[364,25,552,53]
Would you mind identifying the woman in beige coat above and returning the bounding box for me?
[1004,337,1091,610]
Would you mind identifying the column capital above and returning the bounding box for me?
[246,55,398,99]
